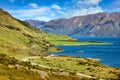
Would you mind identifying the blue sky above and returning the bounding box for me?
[0,0,120,21]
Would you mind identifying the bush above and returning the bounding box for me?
[5,25,20,31]
[20,61,31,67]
[0,53,6,57]
[9,77,15,80]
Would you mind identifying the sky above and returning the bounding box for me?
[0,0,120,21]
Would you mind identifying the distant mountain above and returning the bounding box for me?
[25,19,46,28]
[42,12,120,37]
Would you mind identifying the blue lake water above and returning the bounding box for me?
[49,37,120,68]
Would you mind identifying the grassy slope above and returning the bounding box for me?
[0,9,52,60]
[0,53,42,80]
[0,53,91,80]
[0,64,42,80]
[31,56,120,79]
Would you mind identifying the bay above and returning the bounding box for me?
[49,37,120,68]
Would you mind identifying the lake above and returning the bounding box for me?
[49,37,120,68]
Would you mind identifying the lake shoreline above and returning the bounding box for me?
[49,40,112,46]
[29,54,120,79]
[49,37,120,68]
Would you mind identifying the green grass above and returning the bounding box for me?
[0,26,45,60]
[0,53,43,80]
[0,64,43,80]
[49,40,111,46]
[0,9,65,60]
[31,56,120,79]
[40,32,72,40]
[0,53,91,80]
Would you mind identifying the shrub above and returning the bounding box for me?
[5,25,20,31]
[0,53,6,57]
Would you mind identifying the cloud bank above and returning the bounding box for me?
[7,0,104,21]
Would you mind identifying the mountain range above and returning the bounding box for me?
[26,12,120,37]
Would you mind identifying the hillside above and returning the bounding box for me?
[41,12,120,37]
[0,8,54,59]
[0,53,92,80]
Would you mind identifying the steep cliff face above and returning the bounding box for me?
[42,12,120,37]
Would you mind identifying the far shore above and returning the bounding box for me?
[49,40,112,46]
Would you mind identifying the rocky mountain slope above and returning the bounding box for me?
[42,12,120,37]
[25,19,46,28]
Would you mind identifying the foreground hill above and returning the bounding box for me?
[41,12,120,37]
[0,53,92,80]
[0,8,51,59]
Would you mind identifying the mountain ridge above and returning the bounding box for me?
[27,12,120,37]
[25,19,46,28]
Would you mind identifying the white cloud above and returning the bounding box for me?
[29,3,39,8]
[64,6,103,18]
[51,4,61,10]
[6,3,66,21]
[77,0,101,5]
[8,0,15,2]
[8,7,55,21]
[10,7,50,17]
[62,0,103,18]
[57,11,65,14]
[34,16,52,21]
[6,1,104,21]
